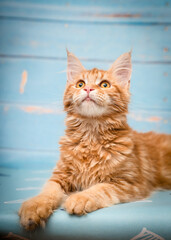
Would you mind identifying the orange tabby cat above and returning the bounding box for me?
[19,51,171,231]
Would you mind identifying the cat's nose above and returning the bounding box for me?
[84,88,95,93]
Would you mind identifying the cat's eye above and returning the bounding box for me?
[100,81,110,88]
[76,80,85,88]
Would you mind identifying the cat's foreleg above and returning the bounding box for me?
[64,182,144,215]
[19,180,65,231]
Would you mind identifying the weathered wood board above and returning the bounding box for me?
[0,0,170,164]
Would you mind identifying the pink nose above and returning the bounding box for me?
[84,88,95,93]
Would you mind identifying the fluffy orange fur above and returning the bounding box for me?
[19,51,171,231]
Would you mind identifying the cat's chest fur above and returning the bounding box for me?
[58,130,133,191]
[62,142,113,190]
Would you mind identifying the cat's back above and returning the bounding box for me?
[132,130,171,188]
[133,130,171,152]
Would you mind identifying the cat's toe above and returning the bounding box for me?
[19,210,41,231]
[28,218,36,228]
[26,218,38,231]
[84,199,98,213]
[20,214,38,231]
[65,193,97,215]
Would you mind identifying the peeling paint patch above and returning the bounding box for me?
[129,113,163,123]
[163,47,169,52]
[148,116,162,122]
[163,72,168,76]
[96,13,141,18]
[20,105,55,114]
[30,40,38,47]
[20,70,28,94]
[3,105,9,112]
[129,113,143,122]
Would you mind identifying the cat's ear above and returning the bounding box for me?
[67,50,86,82]
[108,51,132,89]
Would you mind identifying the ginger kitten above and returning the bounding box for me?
[19,51,171,231]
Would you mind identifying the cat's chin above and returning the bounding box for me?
[75,100,107,117]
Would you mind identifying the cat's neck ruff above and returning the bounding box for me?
[65,113,130,141]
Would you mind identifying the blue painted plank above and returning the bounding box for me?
[1,0,171,9]
[0,149,58,169]
[0,19,170,62]
[128,109,171,133]
[0,58,170,111]
[0,103,65,150]
[0,103,170,151]
[0,57,67,104]
[0,0,171,23]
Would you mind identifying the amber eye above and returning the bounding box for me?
[100,81,110,88]
[76,80,85,88]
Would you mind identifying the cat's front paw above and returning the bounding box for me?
[64,193,98,215]
[19,195,53,231]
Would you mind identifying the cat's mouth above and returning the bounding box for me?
[82,96,96,103]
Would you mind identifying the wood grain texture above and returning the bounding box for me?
[0,0,171,23]
[0,0,170,165]
[0,19,170,62]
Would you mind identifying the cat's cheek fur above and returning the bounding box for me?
[72,89,87,105]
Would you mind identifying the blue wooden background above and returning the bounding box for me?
[0,0,171,169]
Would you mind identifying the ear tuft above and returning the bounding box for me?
[67,50,85,82]
[109,51,132,88]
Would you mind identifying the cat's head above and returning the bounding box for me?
[63,50,132,118]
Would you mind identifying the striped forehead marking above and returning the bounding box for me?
[85,69,104,84]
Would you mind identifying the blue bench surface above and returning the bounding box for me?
[0,166,171,240]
